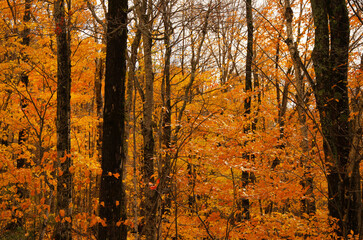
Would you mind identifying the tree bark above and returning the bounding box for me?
[238,0,253,221]
[17,0,31,170]
[54,0,72,239]
[126,25,141,239]
[160,0,173,217]
[15,0,32,229]
[98,0,128,239]
[310,0,360,237]
[283,0,315,215]
[138,0,158,238]
[94,51,104,159]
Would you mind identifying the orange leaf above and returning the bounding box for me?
[100,218,107,227]
[59,209,65,217]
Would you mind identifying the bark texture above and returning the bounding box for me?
[139,0,158,237]
[284,0,315,215]
[310,0,360,237]
[239,0,253,221]
[54,0,72,239]
[98,0,128,239]
[160,0,173,216]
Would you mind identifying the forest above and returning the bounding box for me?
[0,0,362,239]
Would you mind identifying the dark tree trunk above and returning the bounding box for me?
[126,26,141,238]
[97,0,128,239]
[54,0,72,239]
[160,0,173,216]
[136,0,158,238]
[94,55,104,159]
[131,1,159,238]
[125,29,141,160]
[14,0,32,229]
[238,0,253,221]
[310,0,360,237]
[17,0,30,168]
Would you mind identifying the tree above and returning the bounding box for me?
[239,0,254,221]
[135,0,158,238]
[54,0,72,239]
[283,0,315,215]
[97,0,128,238]
[310,0,360,237]
[160,0,173,220]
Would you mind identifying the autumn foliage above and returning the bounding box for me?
[0,0,362,239]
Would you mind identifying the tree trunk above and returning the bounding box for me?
[54,0,72,239]
[351,54,363,237]
[18,0,31,169]
[98,0,128,239]
[14,0,32,229]
[310,0,360,237]
[139,0,158,238]
[94,53,104,159]
[238,0,253,221]
[283,0,315,215]
[160,0,173,217]
[126,26,141,239]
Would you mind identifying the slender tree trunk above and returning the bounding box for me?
[310,0,360,237]
[126,27,141,240]
[266,41,290,214]
[139,0,158,238]
[160,0,173,217]
[284,0,315,215]
[351,54,363,237]
[13,0,32,229]
[238,0,253,221]
[54,0,72,239]
[125,29,141,162]
[98,0,128,239]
